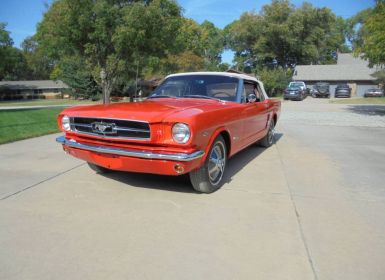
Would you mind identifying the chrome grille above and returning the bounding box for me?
[70,117,150,140]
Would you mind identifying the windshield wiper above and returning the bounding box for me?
[148,95,178,99]
[183,95,221,101]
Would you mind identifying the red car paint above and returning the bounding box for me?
[57,72,281,177]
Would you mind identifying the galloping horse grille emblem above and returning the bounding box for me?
[91,122,117,135]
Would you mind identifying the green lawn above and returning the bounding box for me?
[0,99,98,107]
[0,108,62,144]
[330,97,385,104]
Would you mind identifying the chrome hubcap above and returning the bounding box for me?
[268,122,275,144]
[208,142,226,186]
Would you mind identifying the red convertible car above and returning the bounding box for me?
[56,72,281,193]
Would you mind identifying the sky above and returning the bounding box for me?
[0,0,375,64]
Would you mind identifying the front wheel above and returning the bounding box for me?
[189,135,227,193]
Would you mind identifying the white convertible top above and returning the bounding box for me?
[166,72,269,100]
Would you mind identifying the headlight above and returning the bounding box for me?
[61,115,71,131]
[172,123,190,144]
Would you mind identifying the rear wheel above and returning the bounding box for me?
[259,119,275,148]
[189,135,227,193]
[87,162,110,174]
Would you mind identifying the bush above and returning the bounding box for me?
[91,94,101,101]
[256,67,292,97]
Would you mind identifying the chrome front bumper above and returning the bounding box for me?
[56,136,204,162]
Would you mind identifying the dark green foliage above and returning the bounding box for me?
[51,56,99,99]
[21,36,52,80]
[371,70,385,90]
[257,67,293,97]
[36,0,183,102]
[0,24,51,80]
[225,0,348,69]
[0,23,27,80]
[350,1,385,67]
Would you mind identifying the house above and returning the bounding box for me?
[293,53,380,96]
[0,80,69,101]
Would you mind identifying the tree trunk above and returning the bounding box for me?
[102,81,112,104]
[101,69,111,104]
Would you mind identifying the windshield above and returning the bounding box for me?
[150,75,239,102]
[288,86,301,90]
[290,82,304,87]
[315,83,329,88]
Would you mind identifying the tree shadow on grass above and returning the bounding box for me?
[102,132,284,193]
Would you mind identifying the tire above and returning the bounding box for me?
[189,135,227,193]
[259,119,275,148]
[87,162,110,174]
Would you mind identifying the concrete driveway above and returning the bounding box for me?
[1,98,384,280]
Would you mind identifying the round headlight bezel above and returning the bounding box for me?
[61,115,71,131]
[172,123,191,144]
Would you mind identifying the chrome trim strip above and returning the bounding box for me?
[71,123,149,133]
[114,127,149,132]
[72,116,149,123]
[69,130,151,141]
[72,123,92,128]
[69,117,151,141]
[56,136,204,162]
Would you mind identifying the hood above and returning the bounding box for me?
[61,98,227,123]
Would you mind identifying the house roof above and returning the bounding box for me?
[0,80,68,90]
[293,53,378,82]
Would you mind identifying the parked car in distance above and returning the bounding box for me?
[313,82,330,98]
[334,83,351,98]
[364,88,384,97]
[289,81,307,94]
[306,87,314,96]
[284,85,306,101]
[56,72,281,193]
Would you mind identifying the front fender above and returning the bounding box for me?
[199,126,231,165]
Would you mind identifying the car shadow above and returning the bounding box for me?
[101,132,284,193]
[222,132,283,184]
[345,105,385,116]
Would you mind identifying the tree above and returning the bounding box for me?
[160,51,205,74]
[0,22,32,80]
[350,1,385,89]
[225,0,348,70]
[36,0,182,103]
[0,22,14,80]
[257,67,292,96]
[351,1,385,66]
[142,18,225,76]
[21,36,52,80]
[200,21,225,70]
[50,56,98,99]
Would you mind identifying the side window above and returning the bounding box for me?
[255,83,265,101]
[243,83,254,103]
[244,81,264,102]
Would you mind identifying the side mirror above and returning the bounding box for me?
[247,93,257,103]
